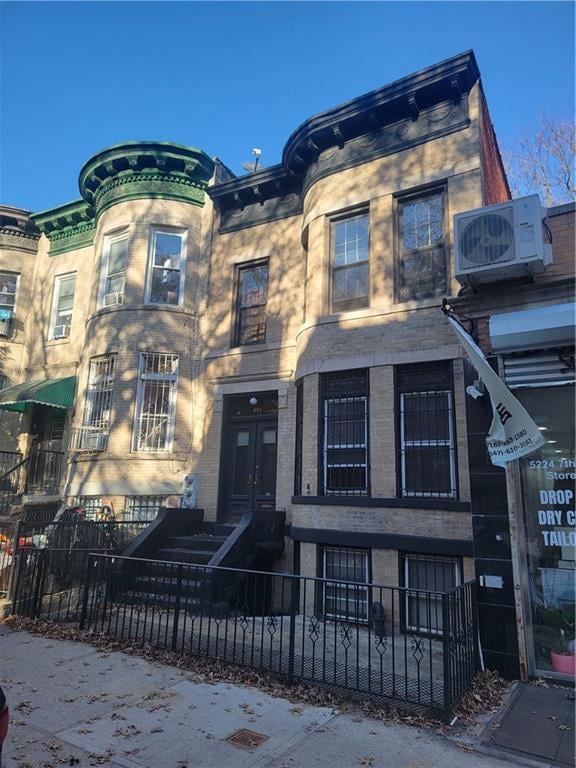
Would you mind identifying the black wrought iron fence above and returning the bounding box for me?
[0,520,16,597]
[27,450,66,495]
[71,554,477,719]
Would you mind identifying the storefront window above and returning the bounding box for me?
[518,385,575,677]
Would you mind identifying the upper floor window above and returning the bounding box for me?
[234,261,269,346]
[397,190,446,302]
[75,355,116,451]
[331,212,369,312]
[320,369,369,497]
[146,228,187,306]
[50,273,76,339]
[100,230,128,307]
[0,271,18,337]
[133,352,179,452]
[396,361,457,499]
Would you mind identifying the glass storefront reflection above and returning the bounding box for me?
[518,385,575,678]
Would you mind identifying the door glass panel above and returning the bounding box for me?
[233,430,250,495]
[259,429,277,496]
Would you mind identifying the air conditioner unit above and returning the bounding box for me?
[0,310,13,338]
[103,291,123,307]
[53,324,71,339]
[454,194,553,286]
[80,431,107,451]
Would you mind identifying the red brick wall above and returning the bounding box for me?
[480,92,511,206]
[536,206,576,283]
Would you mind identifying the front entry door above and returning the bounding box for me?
[222,420,278,520]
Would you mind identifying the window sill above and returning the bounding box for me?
[89,304,194,322]
[291,495,470,512]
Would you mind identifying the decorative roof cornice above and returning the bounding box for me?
[209,50,481,226]
[78,141,215,216]
[0,205,40,252]
[31,199,96,256]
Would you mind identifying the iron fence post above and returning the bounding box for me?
[442,591,451,721]
[287,576,297,684]
[471,581,480,672]
[172,564,183,652]
[6,520,22,601]
[79,553,93,630]
[32,549,47,620]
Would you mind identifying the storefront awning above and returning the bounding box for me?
[489,302,575,353]
[0,376,76,412]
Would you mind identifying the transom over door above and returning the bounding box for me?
[222,420,277,520]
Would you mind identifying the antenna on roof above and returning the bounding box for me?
[241,147,264,174]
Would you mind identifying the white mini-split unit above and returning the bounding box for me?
[454,194,553,286]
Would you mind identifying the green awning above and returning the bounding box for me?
[0,376,76,412]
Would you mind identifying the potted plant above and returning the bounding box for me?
[541,606,576,675]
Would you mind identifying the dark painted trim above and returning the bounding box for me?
[290,525,473,557]
[291,495,470,513]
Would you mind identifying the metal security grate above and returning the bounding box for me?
[124,495,165,521]
[294,380,303,495]
[226,729,269,751]
[320,369,369,496]
[74,356,116,451]
[134,353,179,451]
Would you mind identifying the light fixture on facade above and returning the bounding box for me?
[249,396,258,406]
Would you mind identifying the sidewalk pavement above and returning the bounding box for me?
[0,624,567,768]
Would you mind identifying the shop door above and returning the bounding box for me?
[220,420,277,520]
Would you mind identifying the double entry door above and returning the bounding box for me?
[220,419,278,520]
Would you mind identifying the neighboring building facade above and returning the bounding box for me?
[0,51,573,680]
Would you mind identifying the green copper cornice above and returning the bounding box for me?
[32,200,96,256]
[78,141,214,215]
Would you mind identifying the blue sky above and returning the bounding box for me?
[1,1,574,212]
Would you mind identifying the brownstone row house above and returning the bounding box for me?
[0,51,574,682]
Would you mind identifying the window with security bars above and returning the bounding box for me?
[76,356,116,451]
[294,380,303,495]
[397,191,446,302]
[0,271,18,337]
[146,228,186,305]
[320,370,369,496]
[404,553,461,634]
[322,546,370,622]
[331,212,369,312]
[134,353,179,452]
[124,495,165,521]
[235,261,269,345]
[72,496,103,520]
[396,361,457,499]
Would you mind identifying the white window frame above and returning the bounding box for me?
[0,271,19,336]
[133,352,179,453]
[145,227,187,306]
[323,396,368,495]
[76,356,116,451]
[49,272,76,340]
[99,229,129,308]
[323,547,370,623]
[404,554,461,635]
[330,211,370,312]
[399,389,456,499]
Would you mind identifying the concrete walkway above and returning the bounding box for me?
[0,626,527,768]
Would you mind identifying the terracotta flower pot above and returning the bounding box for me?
[550,650,576,676]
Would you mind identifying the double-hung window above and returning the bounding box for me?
[100,230,128,306]
[77,356,116,451]
[331,212,369,312]
[320,369,369,496]
[50,273,76,339]
[396,361,457,499]
[397,190,446,302]
[404,554,461,634]
[146,228,187,305]
[134,353,179,452]
[0,271,18,337]
[323,546,370,622]
[234,261,269,346]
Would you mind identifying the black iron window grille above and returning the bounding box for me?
[403,553,462,635]
[235,261,269,346]
[331,211,369,312]
[397,190,446,302]
[396,361,457,499]
[322,546,370,623]
[320,369,369,496]
[294,380,303,495]
[123,495,166,521]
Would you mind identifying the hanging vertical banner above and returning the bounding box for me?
[448,316,545,466]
